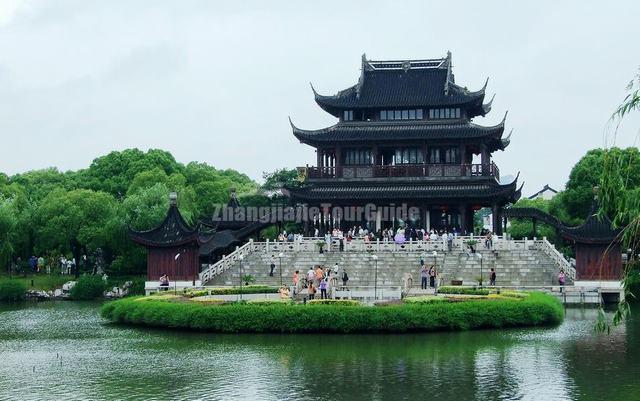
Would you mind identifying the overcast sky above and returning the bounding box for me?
[0,0,638,195]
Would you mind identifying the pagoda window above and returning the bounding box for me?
[343,148,372,165]
[394,147,424,165]
[429,147,459,164]
[429,148,440,163]
[343,110,354,121]
[380,109,423,120]
[428,108,460,120]
[444,147,460,163]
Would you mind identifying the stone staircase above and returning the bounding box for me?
[207,247,564,288]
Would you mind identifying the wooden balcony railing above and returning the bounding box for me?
[302,163,500,181]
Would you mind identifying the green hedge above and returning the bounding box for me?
[185,286,279,297]
[404,296,449,304]
[70,275,106,300]
[438,286,490,296]
[101,292,563,333]
[307,299,360,306]
[0,280,27,301]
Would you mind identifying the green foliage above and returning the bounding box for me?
[307,299,360,306]
[0,279,27,301]
[69,275,106,300]
[0,198,17,271]
[0,147,262,276]
[33,189,119,256]
[595,72,640,332]
[184,285,281,299]
[437,287,490,296]
[246,299,292,305]
[242,274,256,285]
[101,292,563,333]
[404,296,448,304]
[566,148,640,221]
[262,168,300,191]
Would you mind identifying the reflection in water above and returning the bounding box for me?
[0,303,638,401]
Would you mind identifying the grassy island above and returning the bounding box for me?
[101,291,563,334]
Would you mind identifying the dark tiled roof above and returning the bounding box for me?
[129,205,202,247]
[562,213,621,244]
[503,205,622,244]
[314,68,485,111]
[288,179,520,202]
[291,119,509,151]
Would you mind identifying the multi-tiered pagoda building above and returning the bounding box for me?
[288,53,521,235]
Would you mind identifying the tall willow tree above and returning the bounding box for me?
[597,70,640,331]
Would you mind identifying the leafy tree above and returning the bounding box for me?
[78,149,182,198]
[9,168,74,203]
[122,183,195,231]
[262,168,300,191]
[595,68,640,331]
[0,198,17,272]
[507,198,558,241]
[33,189,119,276]
[564,147,640,221]
[0,148,258,275]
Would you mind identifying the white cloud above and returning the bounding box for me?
[0,0,28,25]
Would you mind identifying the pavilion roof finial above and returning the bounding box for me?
[169,192,177,206]
[444,51,453,95]
[309,82,319,97]
[501,110,509,124]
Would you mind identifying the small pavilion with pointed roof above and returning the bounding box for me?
[289,52,521,234]
[129,193,208,284]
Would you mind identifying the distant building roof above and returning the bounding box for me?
[527,184,558,200]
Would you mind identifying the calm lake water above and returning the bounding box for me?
[0,302,638,401]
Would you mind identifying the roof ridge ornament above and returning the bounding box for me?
[482,93,496,115]
[444,51,452,95]
[357,53,368,98]
[500,110,509,125]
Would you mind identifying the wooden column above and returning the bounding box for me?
[480,144,489,175]
[317,148,323,169]
[459,204,467,234]
[492,203,500,234]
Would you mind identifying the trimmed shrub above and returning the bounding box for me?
[246,299,292,305]
[307,299,360,306]
[438,286,490,296]
[404,296,449,304]
[0,280,27,301]
[70,275,106,300]
[185,286,278,297]
[101,292,563,333]
[192,297,226,304]
[127,279,145,296]
[135,294,181,302]
[210,286,278,295]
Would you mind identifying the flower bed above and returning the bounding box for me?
[101,292,563,334]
